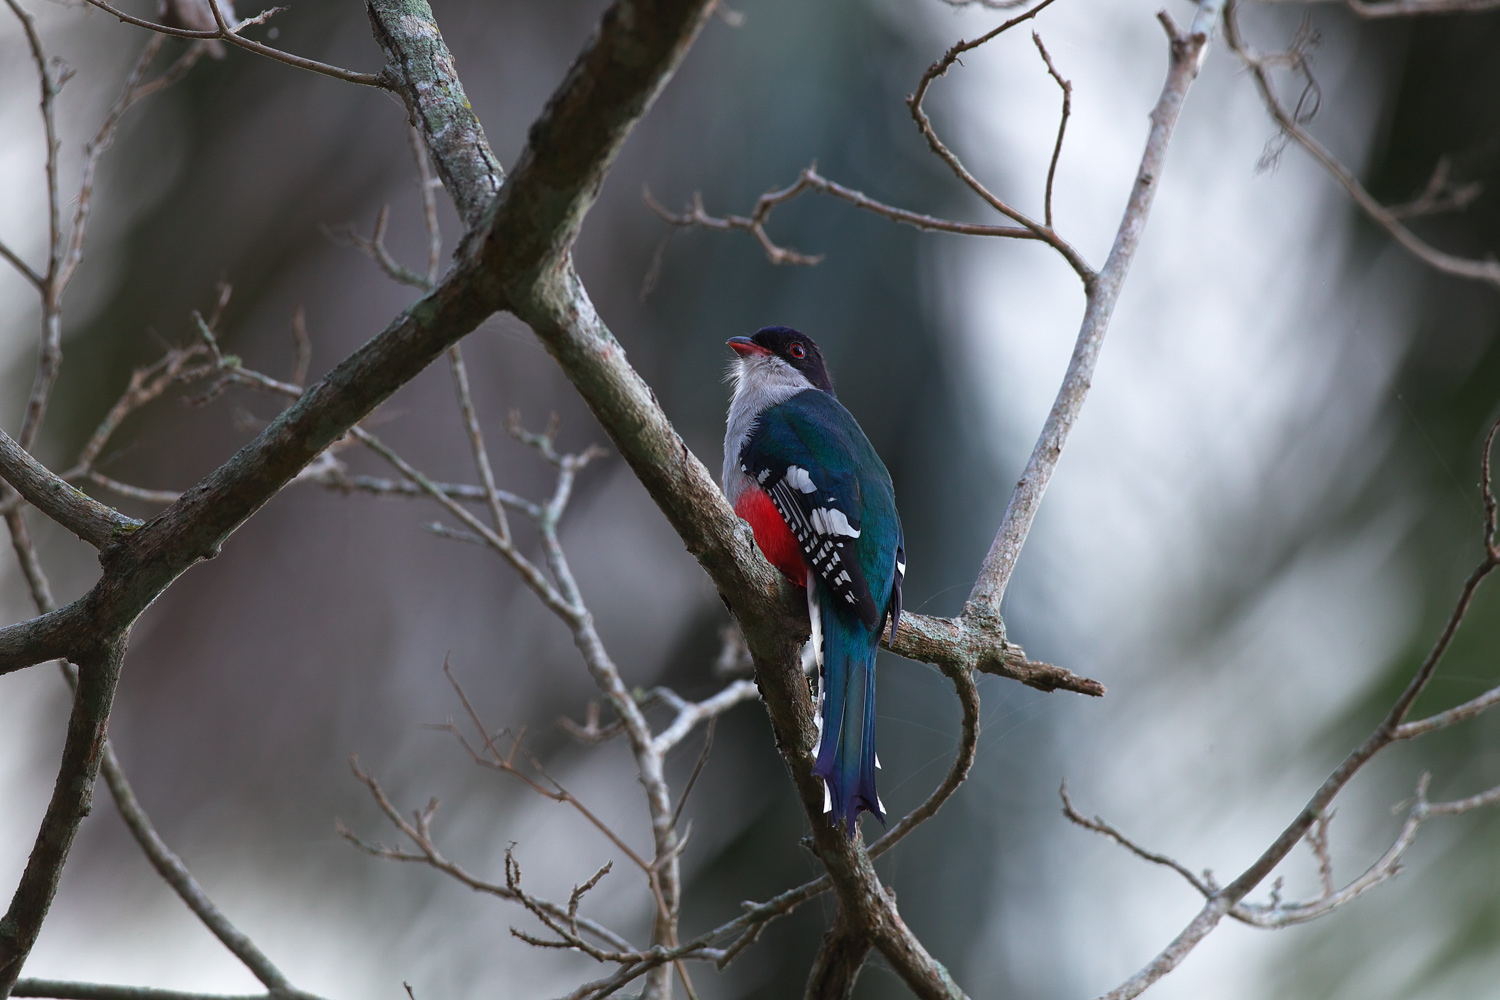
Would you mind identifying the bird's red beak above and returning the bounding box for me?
[727,336,771,358]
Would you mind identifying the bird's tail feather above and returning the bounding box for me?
[811,585,883,832]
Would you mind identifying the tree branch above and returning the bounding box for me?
[0,429,141,548]
[1096,411,1500,999]
[1252,0,1500,16]
[13,983,277,1000]
[367,0,503,227]
[966,9,1217,618]
[79,0,387,89]
[0,641,125,994]
[1224,0,1500,289]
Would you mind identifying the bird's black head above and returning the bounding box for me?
[727,326,835,395]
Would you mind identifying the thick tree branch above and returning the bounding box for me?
[0,430,140,548]
[367,0,503,227]
[0,641,124,993]
[803,917,872,1000]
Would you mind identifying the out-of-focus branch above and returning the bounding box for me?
[93,732,316,994]
[1253,0,1500,15]
[1225,0,1500,289]
[1385,157,1482,220]
[79,0,388,89]
[342,758,638,954]
[13,982,279,1000]
[1093,414,1500,1000]
[5,0,62,452]
[58,39,207,294]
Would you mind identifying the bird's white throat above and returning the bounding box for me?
[722,354,816,502]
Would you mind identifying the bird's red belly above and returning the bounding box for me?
[735,487,806,586]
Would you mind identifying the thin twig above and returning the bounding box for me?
[906,0,1095,283]
[1061,782,1216,896]
[645,165,1042,266]
[1032,32,1072,229]
[80,0,388,89]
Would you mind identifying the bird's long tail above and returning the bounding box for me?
[809,581,883,832]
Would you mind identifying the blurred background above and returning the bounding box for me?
[2,0,1499,997]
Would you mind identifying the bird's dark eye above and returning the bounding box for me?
[788,344,806,360]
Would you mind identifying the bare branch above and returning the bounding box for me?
[645,165,1045,267]
[408,123,444,285]
[6,441,319,1000]
[56,37,208,294]
[1096,415,1500,1000]
[867,656,980,861]
[1385,157,1482,220]
[0,429,141,548]
[1253,0,1500,15]
[906,0,1094,283]
[289,307,312,388]
[671,717,717,830]
[5,0,63,451]
[644,186,824,266]
[1032,32,1072,229]
[1225,1,1500,289]
[0,641,125,994]
[341,758,638,954]
[79,0,388,89]
[12,982,286,1000]
[333,206,431,289]
[1061,782,1217,897]
[367,0,503,227]
[649,680,758,756]
[966,9,1217,618]
[447,347,511,542]
[0,241,43,290]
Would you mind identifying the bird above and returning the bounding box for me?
[722,326,904,833]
